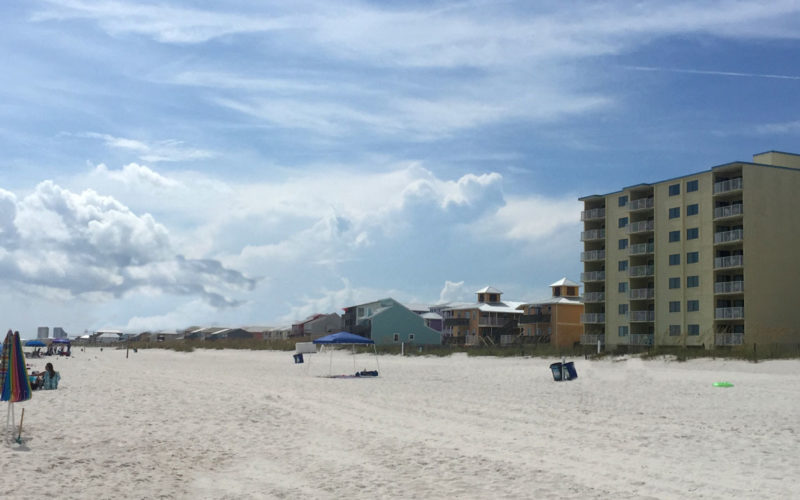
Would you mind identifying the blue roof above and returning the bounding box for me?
[312,331,374,344]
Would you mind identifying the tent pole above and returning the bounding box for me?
[373,344,380,373]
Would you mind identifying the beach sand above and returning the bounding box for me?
[2,347,798,499]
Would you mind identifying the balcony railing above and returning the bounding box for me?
[443,318,470,327]
[628,243,654,256]
[581,313,605,324]
[630,334,654,346]
[583,292,605,303]
[518,314,551,324]
[629,288,655,300]
[629,197,654,211]
[629,265,654,278]
[630,311,655,322]
[714,229,744,244]
[478,316,510,327]
[581,229,606,241]
[714,255,744,269]
[581,208,606,221]
[581,271,606,282]
[714,281,744,294]
[715,332,744,346]
[581,333,605,346]
[581,250,606,262]
[714,204,743,219]
[715,307,744,319]
[713,177,743,195]
[627,220,654,234]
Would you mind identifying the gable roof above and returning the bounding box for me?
[474,286,502,294]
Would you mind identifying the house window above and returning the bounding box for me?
[687,228,699,240]
[618,282,628,293]
[687,251,699,264]
[669,183,680,196]
[669,325,681,336]
[393,333,400,342]
[409,333,415,341]
[669,277,681,289]
[669,254,680,266]
[357,307,364,317]
[619,260,628,271]
[687,180,699,192]
[554,288,561,297]
[619,217,628,228]
[567,287,576,296]
[687,276,700,288]
[669,207,680,219]
[687,203,699,216]
[687,300,699,312]
[465,311,471,319]
[489,294,498,302]
[619,304,628,315]
[618,326,629,337]
[619,238,628,250]
[619,195,628,207]
[669,301,681,312]
[688,324,700,336]
[669,230,680,242]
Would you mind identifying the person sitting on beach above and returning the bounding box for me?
[41,362,60,390]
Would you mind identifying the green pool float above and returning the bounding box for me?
[713,381,734,387]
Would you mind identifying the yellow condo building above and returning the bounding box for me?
[580,150,800,351]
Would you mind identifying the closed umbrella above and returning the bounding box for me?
[2,330,33,438]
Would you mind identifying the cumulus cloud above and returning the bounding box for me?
[438,280,469,303]
[477,195,582,243]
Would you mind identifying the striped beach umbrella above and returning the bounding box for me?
[2,330,33,403]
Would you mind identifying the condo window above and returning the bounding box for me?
[669,277,681,289]
[687,228,699,240]
[669,230,680,242]
[688,324,700,336]
[687,180,699,192]
[687,203,699,216]
[669,254,680,266]
[669,301,681,312]
[687,300,699,312]
[619,304,628,315]
[619,260,628,271]
[687,251,699,264]
[619,195,628,207]
[619,217,628,228]
[687,276,700,288]
[618,282,628,293]
[669,183,680,196]
[618,326,629,336]
[619,238,628,250]
[668,207,680,219]
[669,324,681,336]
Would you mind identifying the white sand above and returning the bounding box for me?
[2,348,798,499]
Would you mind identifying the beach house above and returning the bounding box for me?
[517,278,584,348]
[291,313,342,339]
[341,298,442,345]
[440,287,524,345]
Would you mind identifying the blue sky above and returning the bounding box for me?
[1,0,799,335]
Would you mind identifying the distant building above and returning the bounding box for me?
[342,298,442,346]
[517,278,584,348]
[53,327,67,338]
[37,327,49,339]
[291,313,342,338]
[441,287,524,345]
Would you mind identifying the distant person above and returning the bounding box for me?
[41,362,60,390]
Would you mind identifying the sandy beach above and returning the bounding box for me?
[2,347,798,499]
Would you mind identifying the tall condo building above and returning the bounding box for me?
[579,151,800,350]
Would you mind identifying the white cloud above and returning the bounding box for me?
[94,163,180,188]
[754,120,800,135]
[79,132,214,163]
[438,280,468,303]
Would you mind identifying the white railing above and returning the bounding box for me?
[581,229,605,241]
[627,220,655,234]
[629,197,654,211]
[581,208,606,221]
[629,265,654,277]
[629,243,654,256]
[581,250,606,262]
[581,333,605,345]
[714,255,744,269]
[715,332,744,346]
[629,288,655,300]
[715,307,745,319]
[581,271,606,282]
[713,177,743,194]
[583,292,605,303]
[714,204,743,219]
[630,311,655,322]
[714,281,744,294]
[714,229,744,244]
[581,313,605,324]
[630,334,654,346]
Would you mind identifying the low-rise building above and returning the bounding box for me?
[342,298,442,345]
[517,278,584,348]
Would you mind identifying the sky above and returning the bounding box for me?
[1,0,799,336]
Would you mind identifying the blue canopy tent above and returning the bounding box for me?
[312,332,379,378]
[24,340,46,347]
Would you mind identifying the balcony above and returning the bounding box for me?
[478,316,511,327]
[581,333,605,346]
[630,311,655,322]
[714,204,744,220]
[629,197,654,211]
[715,307,744,320]
[715,332,744,346]
[630,334,654,346]
[581,250,606,262]
[628,242,654,256]
[581,271,606,282]
[583,292,605,303]
[629,288,655,300]
[714,255,743,269]
[714,229,744,245]
[629,265,654,278]
[581,229,606,241]
[581,208,606,221]
[444,318,470,327]
[627,220,654,234]
[581,313,606,324]
[519,314,551,324]
[714,281,744,295]
[713,177,743,195]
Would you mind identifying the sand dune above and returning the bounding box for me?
[2,348,798,499]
